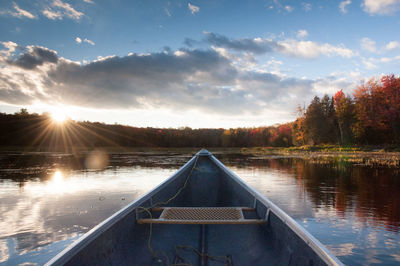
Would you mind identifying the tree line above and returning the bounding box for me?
[293,74,400,145]
[0,110,292,150]
[0,74,398,149]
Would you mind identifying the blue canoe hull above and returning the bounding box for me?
[46,150,342,266]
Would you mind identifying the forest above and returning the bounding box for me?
[0,74,398,150]
[293,74,400,146]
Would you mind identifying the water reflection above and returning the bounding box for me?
[223,156,400,265]
[53,170,63,182]
[221,156,400,233]
[0,152,399,265]
[0,152,180,265]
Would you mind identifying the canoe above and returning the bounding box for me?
[46,149,342,266]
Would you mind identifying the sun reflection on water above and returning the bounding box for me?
[47,170,66,194]
[53,170,63,182]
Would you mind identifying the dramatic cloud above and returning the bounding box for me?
[386,41,400,50]
[204,32,277,54]
[188,3,199,14]
[0,43,326,117]
[6,46,58,69]
[362,0,400,15]
[203,32,355,59]
[42,0,84,20]
[339,0,352,13]
[9,2,36,19]
[360,37,376,52]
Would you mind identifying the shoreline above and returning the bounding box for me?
[1,146,399,167]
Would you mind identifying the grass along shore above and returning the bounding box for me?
[234,145,400,168]
[1,145,399,167]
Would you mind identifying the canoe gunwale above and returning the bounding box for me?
[45,155,197,266]
[209,154,343,266]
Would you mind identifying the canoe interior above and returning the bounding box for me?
[52,154,335,266]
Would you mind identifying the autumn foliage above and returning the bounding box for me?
[294,74,400,145]
[352,74,400,144]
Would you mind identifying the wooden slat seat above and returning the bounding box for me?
[137,207,265,225]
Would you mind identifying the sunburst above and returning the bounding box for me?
[51,109,67,123]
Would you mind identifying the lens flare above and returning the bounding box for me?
[85,149,109,170]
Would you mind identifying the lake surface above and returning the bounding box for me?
[0,150,399,265]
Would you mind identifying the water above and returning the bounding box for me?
[0,151,399,265]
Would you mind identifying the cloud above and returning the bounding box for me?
[204,32,277,54]
[75,37,95,45]
[285,5,294,12]
[9,2,36,19]
[386,41,400,50]
[362,0,400,15]
[188,3,200,14]
[378,55,400,63]
[339,0,352,13]
[278,40,354,58]
[204,32,355,59]
[42,0,84,20]
[0,43,330,118]
[312,74,353,95]
[362,57,378,69]
[359,55,400,68]
[1,41,18,57]
[183,38,198,47]
[380,57,392,63]
[83,0,94,3]
[302,2,312,12]
[6,46,58,69]
[297,30,308,39]
[42,9,62,20]
[84,38,95,45]
[164,7,171,17]
[360,37,376,52]
[52,0,84,19]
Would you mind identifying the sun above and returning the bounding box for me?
[51,109,67,123]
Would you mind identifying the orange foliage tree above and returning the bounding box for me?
[353,75,400,144]
[333,89,354,144]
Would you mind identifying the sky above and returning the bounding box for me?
[0,0,400,128]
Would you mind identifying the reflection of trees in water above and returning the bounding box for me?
[351,167,400,232]
[219,154,400,232]
[239,157,400,232]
